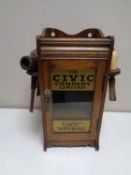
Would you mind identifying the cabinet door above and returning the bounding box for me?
[42,59,107,142]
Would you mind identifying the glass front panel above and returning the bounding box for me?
[51,69,96,133]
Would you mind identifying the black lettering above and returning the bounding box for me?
[80,75,85,81]
[62,75,68,81]
[53,75,60,81]
[87,74,95,82]
[69,75,78,81]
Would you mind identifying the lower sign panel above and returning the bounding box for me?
[53,120,90,132]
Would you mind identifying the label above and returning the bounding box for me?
[51,70,95,91]
[53,120,90,132]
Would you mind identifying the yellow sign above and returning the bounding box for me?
[53,120,90,132]
[51,70,95,91]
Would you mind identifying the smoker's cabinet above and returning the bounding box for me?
[36,28,115,150]
[20,28,120,151]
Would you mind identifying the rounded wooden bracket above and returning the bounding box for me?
[109,68,121,101]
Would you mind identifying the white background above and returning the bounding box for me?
[0,109,131,175]
[0,0,130,111]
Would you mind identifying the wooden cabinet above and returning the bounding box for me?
[36,28,114,150]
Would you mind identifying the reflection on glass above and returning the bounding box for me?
[53,102,92,120]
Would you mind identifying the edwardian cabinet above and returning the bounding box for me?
[20,28,120,151]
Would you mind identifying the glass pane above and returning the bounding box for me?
[51,69,96,133]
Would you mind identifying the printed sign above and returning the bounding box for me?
[51,70,96,91]
[53,120,90,132]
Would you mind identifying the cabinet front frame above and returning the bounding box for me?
[39,59,107,144]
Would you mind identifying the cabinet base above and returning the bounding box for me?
[44,140,99,151]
